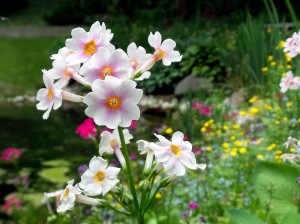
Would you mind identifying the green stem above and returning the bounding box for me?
[117,127,140,217]
[142,184,163,213]
[103,203,132,216]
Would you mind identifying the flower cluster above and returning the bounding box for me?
[283,31,300,58]
[37,21,205,221]
[1,148,22,161]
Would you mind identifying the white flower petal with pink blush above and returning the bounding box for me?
[47,59,80,88]
[36,73,62,119]
[127,42,151,80]
[83,76,143,129]
[150,131,206,176]
[65,21,115,65]
[137,140,154,173]
[148,31,182,66]
[99,129,132,155]
[50,47,73,61]
[79,47,130,84]
[99,129,132,169]
[284,32,300,58]
[280,71,297,93]
[79,156,120,196]
[57,179,82,213]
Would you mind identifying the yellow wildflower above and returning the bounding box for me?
[290,147,295,152]
[270,61,276,66]
[239,148,247,154]
[223,125,228,130]
[256,154,264,159]
[286,102,292,107]
[233,140,243,147]
[201,127,206,132]
[249,96,258,103]
[240,110,247,116]
[282,72,286,77]
[287,65,292,69]
[261,67,268,72]
[206,146,212,152]
[222,142,230,148]
[165,127,173,134]
[222,153,228,158]
[278,40,285,49]
[230,151,237,156]
[233,124,240,129]
[267,27,272,33]
[264,104,272,110]
[275,150,283,155]
[155,192,162,199]
[217,130,222,135]
[267,55,273,61]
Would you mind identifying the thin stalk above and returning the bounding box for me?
[285,0,300,30]
[117,127,140,217]
[142,184,163,213]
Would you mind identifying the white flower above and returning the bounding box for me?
[137,140,154,173]
[127,42,151,80]
[150,131,206,176]
[99,129,133,168]
[284,32,300,58]
[137,31,182,74]
[36,73,62,119]
[57,179,82,213]
[65,21,115,65]
[280,71,297,93]
[79,47,130,84]
[48,58,80,88]
[79,156,120,196]
[83,76,143,129]
[50,47,73,61]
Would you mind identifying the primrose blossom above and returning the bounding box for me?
[138,31,182,74]
[83,76,143,129]
[137,140,154,174]
[75,118,97,140]
[150,131,206,176]
[66,21,114,65]
[279,71,300,93]
[1,148,22,161]
[284,31,300,58]
[99,129,133,169]
[79,156,120,196]
[2,194,21,215]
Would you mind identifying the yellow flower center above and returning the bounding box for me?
[109,138,119,149]
[84,40,96,55]
[106,96,121,110]
[154,48,165,61]
[170,144,181,156]
[47,88,53,100]
[100,66,114,79]
[63,188,70,200]
[93,171,106,184]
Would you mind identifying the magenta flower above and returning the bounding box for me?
[188,201,199,210]
[1,194,22,215]
[1,148,22,161]
[75,118,97,140]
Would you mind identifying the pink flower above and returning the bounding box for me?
[284,32,300,58]
[199,106,211,116]
[79,47,130,84]
[1,148,22,161]
[66,21,114,65]
[2,194,21,215]
[83,76,143,129]
[75,118,97,140]
[188,201,199,210]
[280,71,298,93]
[130,120,137,129]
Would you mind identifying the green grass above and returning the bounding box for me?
[0,37,62,97]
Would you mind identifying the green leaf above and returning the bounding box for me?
[168,209,181,224]
[227,209,266,224]
[280,211,300,224]
[38,167,70,184]
[42,159,70,167]
[254,161,300,221]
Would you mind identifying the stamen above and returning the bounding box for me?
[48,88,53,100]
[63,188,70,200]
[100,66,114,79]
[170,144,181,156]
[93,171,106,184]
[106,96,121,110]
[153,49,165,61]
[84,40,96,55]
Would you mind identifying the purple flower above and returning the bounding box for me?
[200,216,207,223]
[78,164,89,176]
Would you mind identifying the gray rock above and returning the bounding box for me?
[174,74,213,95]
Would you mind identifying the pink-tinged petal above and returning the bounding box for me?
[94,107,121,129]
[163,51,182,65]
[70,28,88,43]
[148,31,162,49]
[55,78,69,89]
[65,39,83,52]
[105,167,121,178]
[36,99,50,110]
[181,141,193,151]
[83,92,103,105]
[66,52,88,65]
[109,49,130,69]
[102,179,119,195]
[119,103,140,127]
[163,157,177,173]
[171,131,184,145]
[81,67,102,84]
[161,39,176,51]
[127,42,137,56]
[90,47,111,66]
[42,101,53,119]
[174,161,186,176]
[119,81,142,103]
[113,68,130,79]
[180,151,197,169]
[89,157,107,172]
[154,133,171,145]
[36,88,47,101]
[150,143,171,162]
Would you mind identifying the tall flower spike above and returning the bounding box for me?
[36,73,62,119]
[99,129,133,169]
[150,131,206,176]
[57,179,82,213]
[83,76,143,129]
[65,21,115,65]
[79,47,130,84]
[138,31,182,74]
[79,156,120,196]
